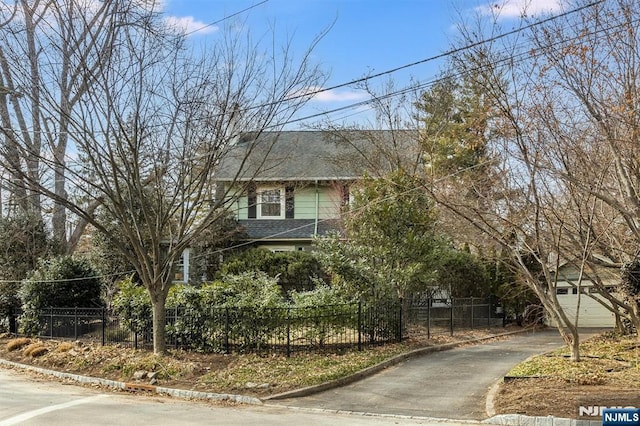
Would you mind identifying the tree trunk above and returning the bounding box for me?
[547,308,581,362]
[150,293,167,355]
[569,331,580,362]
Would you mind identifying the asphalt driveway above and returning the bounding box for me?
[269,329,568,421]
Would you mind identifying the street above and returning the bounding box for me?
[0,368,480,426]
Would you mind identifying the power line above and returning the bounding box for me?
[183,0,269,36]
[282,1,628,128]
[0,0,624,282]
[0,156,489,284]
[268,0,606,106]
[0,0,607,137]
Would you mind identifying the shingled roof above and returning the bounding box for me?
[215,130,419,182]
[237,219,343,240]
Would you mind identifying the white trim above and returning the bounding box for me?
[173,249,190,283]
[257,186,285,219]
[258,244,295,252]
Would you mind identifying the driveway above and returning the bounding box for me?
[0,368,485,426]
[269,329,568,420]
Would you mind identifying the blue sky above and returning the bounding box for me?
[160,0,564,127]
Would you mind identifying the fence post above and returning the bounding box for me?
[224,307,230,354]
[74,307,78,339]
[286,307,291,358]
[101,308,106,346]
[50,307,54,338]
[398,299,403,342]
[174,306,179,349]
[357,301,362,351]
[450,298,454,336]
[471,298,474,330]
[427,298,431,340]
[9,308,17,335]
[134,331,138,350]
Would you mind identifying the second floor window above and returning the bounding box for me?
[259,188,284,218]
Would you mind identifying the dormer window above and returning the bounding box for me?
[258,187,285,218]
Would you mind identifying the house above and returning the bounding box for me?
[549,262,619,327]
[214,130,420,252]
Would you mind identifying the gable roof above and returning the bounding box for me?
[215,130,419,182]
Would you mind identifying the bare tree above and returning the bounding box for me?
[523,0,640,333]
[313,78,424,177]
[424,0,640,360]
[0,0,326,353]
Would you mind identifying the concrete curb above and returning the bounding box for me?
[483,330,609,426]
[263,327,535,401]
[0,358,263,406]
[485,378,501,418]
[483,414,601,425]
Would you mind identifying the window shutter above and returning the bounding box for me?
[341,183,350,208]
[247,183,257,219]
[285,185,294,219]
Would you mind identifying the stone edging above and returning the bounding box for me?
[0,358,262,405]
[263,327,535,401]
[483,414,601,425]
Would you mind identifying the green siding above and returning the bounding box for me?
[236,195,248,220]
[226,183,342,220]
[318,186,341,219]
[224,187,247,220]
[294,185,341,219]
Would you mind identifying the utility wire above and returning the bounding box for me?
[256,0,606,106]
[0,0,607,136]
[183,0,269,36]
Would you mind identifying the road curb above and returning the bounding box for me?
[263,327,535,401]
[485,378,501,418]
[483,329,608,426]
[483,414,601,425]
[0,358,263,406]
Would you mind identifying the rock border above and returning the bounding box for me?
[483,414,602,426]
[0,358,262,405]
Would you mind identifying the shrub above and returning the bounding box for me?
[436,250,491,298]
[289,282,351,307]
[205,272,285,308]
[219,248,327,293]
[23,343,47,357]
[112,277,152,335]
[0,213,56,325]
[289,284,355,347]
[20,256,102,310]
[56,342,74,353]
[6,337,31,352]
[19,256,103,335]
[166,272,286,351]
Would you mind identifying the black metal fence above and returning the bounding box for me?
[10,302,402,355]
[406,297,503,339]
[9,297,503,355]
